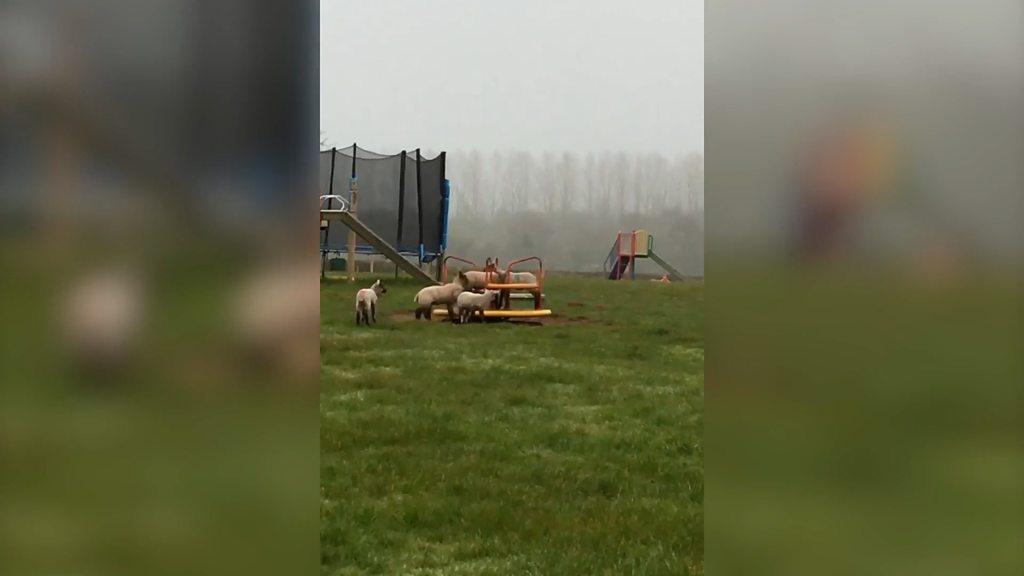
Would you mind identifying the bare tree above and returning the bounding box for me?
[538,152,556,213]
[683,152,704,213]
[489,150,504,216]
[504,151,533,214]
[557,152,578,213]
[612,152,630,218]
[584,152,598,214]
[461,149,483,218]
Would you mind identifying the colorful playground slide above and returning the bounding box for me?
[606,229,684,281]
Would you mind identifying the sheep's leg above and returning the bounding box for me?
[371,302,377,323]
[446,304,456,323]
[356,309,361,325]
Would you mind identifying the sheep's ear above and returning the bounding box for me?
[485,257,491,266]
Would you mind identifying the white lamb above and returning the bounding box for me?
[355,279,387,325]
[456,290,499,324]
[496,268,538,285]
[459,257,498,291]
[493,265,538,309]
[413,272,469,321]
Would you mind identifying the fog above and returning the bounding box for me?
[707,0,1023,265]
[444,149,703,275]
[321,0,704,274]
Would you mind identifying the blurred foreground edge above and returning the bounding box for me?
[1,2,319,575]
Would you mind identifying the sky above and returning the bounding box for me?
[320,0,703,156]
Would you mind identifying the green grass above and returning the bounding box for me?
[320,273,703,575]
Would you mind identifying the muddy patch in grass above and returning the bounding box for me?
[544,315,596,327]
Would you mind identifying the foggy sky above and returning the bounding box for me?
[320,0,703,156]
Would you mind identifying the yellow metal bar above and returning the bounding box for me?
[483,309,551,317]
[484,283,540,290]
[433,308,552,318]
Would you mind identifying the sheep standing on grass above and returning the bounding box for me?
[494,265,539,309]
[355,279,387,325]
[456,290,499,324]
[460,257,499,291]
[413,271,469,321]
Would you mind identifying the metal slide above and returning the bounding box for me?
[648,250,684,281]
[321,210,439,285]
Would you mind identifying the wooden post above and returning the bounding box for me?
[322,147,338,279]
[347,180,359,282]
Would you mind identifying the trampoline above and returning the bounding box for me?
[320,144,449,264]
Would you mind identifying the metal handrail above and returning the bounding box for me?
[603,242,618,273]
[441,255,480,283]
[505,256,544,288]
[319,195,349,212]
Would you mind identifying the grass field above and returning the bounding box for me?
[320,273,703,575]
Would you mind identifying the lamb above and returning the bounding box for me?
[493,264,539,309]
[413,271,469,321]
[498,269,537,285]
[460,257,497,291]
[355,279,387,325]
[456,290,499,324]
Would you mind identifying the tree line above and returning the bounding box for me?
[443,149,704,276]
[446,150,703,218]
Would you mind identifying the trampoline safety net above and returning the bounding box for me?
[320,145,448,261]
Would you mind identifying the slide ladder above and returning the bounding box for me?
[608,255,632,280]
[604,231,638,280]
[321,209,439,286]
